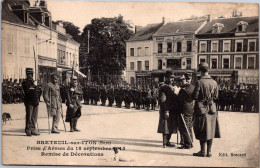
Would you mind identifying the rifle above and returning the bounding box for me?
[47,88,51,134]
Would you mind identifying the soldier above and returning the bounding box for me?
[43,74,62,134]
[65,76,83,132]
[22,68,40,136]
[192,63,221,157]
[100,84,107,106]
[177,73,194,149]
[131,86,136,108]
[94,85,100,105]
[145,86,152,111]
[151,85,158,110]
[107,85,115,107]
[124,85,132,109]
[135,85,142,110]
[157,71,177,148]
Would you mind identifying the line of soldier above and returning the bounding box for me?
[79,83,160,111]
[217,85,259,112]
[2,78,42,104]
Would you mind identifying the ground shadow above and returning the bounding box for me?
[126,148,191,156]
[103,137,161,143]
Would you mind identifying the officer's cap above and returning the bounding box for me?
[197,62,209,72]
[25,68,33,74]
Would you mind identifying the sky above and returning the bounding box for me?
[41,1,258,32]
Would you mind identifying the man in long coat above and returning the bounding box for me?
[43,74,62,134]
[157,71,177,148]
[65,76,83,132]
[192,62,221,157]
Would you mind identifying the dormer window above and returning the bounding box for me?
[237,21,248,32]
[212,23,224,33]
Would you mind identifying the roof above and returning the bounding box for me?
[154,19,207,36]
[127,22,164,41]
[198,16,258,34]
[2,0,35,28]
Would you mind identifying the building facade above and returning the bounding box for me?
[151,19,207,83]
[126,21,164,86]
[2,0,80,85]
[196,16,259,85]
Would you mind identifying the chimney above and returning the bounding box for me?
[135,26,142,33]
[207,15,211,22]
[162,17,165,24]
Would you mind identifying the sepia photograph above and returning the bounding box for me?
[1,0,259,167]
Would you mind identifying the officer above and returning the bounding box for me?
[43,74,62,134]
[131,86,136,108]
[177,73,194,149]
[157,71,177,148]
[22,68,40,136]
[135,85,142,110]
[192,63,221,157]
[124,85,131,109]
[65,76,83,132]
[145,86,152,111]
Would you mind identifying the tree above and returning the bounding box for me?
[81,15,133,85]
[55,20,82,43]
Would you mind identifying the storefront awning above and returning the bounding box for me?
[74,69,87,78]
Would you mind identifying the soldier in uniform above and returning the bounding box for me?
[43,74,62,134]
[100,84,107,106]
[177,73,194,149]
[65,76,83,132]
[22,68,40,136]
[131,86,136,108]
[192,63,221,157]
[124,85,132,109]
[107,85,115,107]
[157,71,177,148]
[135,85,142,110]
[94,85,100,105]
[145,86,152,111]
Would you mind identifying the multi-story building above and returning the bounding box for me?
[152,18,208,83]
[196,16,259,85]
[126,19,164,86]
[2,0,81,85]
[2,0,37,80]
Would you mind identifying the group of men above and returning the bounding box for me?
[158,62,221,157]
[22,68,83,136]
[81,84,159,111]
[2,78,42,104]
[217,86,259,112]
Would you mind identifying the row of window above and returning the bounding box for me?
[130,61,149,71]
[199,55,256,70]
[200,39,257,53]
[57,49,77,66]
[158,41,192,53]
[130,47,150,56]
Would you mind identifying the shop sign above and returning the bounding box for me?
[38,58,56,67]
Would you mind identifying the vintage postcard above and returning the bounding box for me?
[1,0,259,167]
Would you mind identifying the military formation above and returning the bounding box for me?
[81,83,160,111]
[2,78,42,104]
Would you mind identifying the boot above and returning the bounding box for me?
[73,119,80,132]
[162,134,167,148]
[193,140,206,157]
[70,119,74,132]
[207,139,213,157]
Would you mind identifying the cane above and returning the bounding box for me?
[180,113,193,146]
[47,89,51,134]
[60,104,67,132]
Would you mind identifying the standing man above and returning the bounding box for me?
[65,76,83,132]
[22,68,40,136]
[157,71,177,148]
[43,74,62,134]
[192,63,221,157]
[177,73,194,149]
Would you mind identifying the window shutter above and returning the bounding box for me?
[231,39,235,52]
[243,54,247,69]
[243,39,248,52]
[219,40,223,52]
[207,40,211,52]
